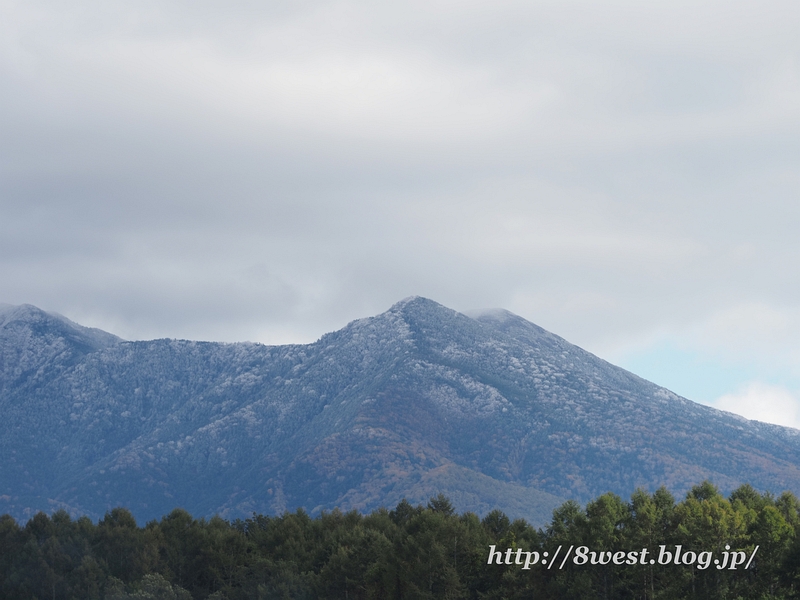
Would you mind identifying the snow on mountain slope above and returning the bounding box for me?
[1,297,799,525]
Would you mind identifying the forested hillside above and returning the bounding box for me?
[1,483,799,599]
[4,299,800,525]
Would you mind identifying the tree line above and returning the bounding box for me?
[2,481,800,599]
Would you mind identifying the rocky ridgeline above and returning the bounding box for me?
[1,298,800,525]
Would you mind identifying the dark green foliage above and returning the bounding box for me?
[3,485,800,598]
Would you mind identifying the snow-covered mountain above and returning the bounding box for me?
[2,297,800,525]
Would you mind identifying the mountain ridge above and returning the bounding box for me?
[1,297,800,526]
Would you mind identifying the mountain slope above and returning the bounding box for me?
[1,297,799,525]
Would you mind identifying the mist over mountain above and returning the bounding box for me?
[2,297,799,525]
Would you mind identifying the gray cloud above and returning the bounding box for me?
[2,0,800,402]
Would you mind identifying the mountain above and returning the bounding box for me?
[1,298,800,526]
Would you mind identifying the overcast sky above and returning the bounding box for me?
[2,0,800,426]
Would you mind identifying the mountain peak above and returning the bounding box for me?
[0,303,122,398]
[3,298,800,525]
[0,303,122,349]
[390,295,427,308]
[0,303,51,326]
[387,295,451,315]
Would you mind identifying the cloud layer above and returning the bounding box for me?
[713,382,800,429]
[2,1,800,421]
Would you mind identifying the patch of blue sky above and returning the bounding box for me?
[616,341,800,406]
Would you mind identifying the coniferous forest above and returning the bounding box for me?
[3,482,800,599]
